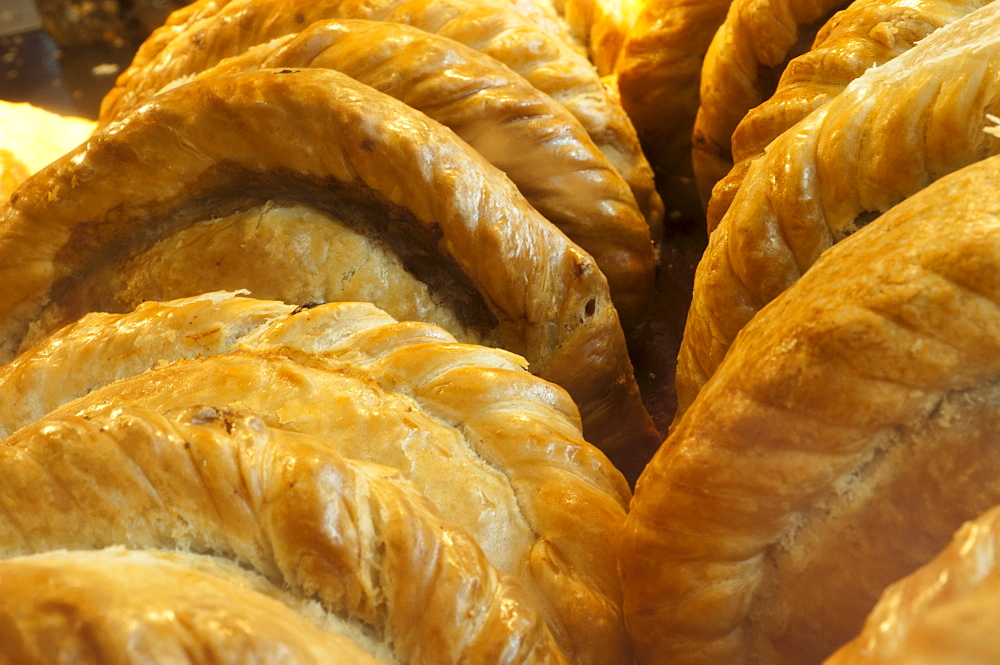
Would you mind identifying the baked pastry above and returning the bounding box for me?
[705,0,992,230]
[0,100,94,202]
[691,0,850,205]
[1,548,393,664]
[0,293,632,665]
[620,152,1000,665]
[148,18,655,329]
[613,0,733,179]
[0,404,569,665]
[674,1,1000,414]
[566,0,644,73]
[822,504,1000,665]
[0,68,658,457]
[98,0,662,232]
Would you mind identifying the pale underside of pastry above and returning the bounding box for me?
[620,153,1000,665]
[823,504,1000,665]
[0,293,632,665]
[98,0,662,233]
[180,18,654,330]
[674,1,1000,415]
[705,0,992,231]
[0,405,569,665]
[613,0,733,179]
[691,0,850,206]
[1,548,395,665]
[0,68,659,458]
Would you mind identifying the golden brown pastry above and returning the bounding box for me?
[674,1,1000,415]
[620,152,1000,665]
[0,294,632,665]
[691,0,850,205]
[0,68,658,458]
[613,0,733,179]
[1,548,393,665]
[0,100,94,202]
[705,0,991,230]
[99,0,662,231]
[823,504,1000,665]
[565,0,644,73]
[0,404,569,665]
[155,18,655,329]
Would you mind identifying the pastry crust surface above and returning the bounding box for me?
[193,19,654,328]
[0,68,658,456]
[622,153,1000,665]
[0,294,632,665]
[98,0,661,232]
[675,2,1000,413]
[0,404,570,665]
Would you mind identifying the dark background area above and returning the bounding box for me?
[1,29,139,120]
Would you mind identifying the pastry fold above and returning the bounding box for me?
[613,0,733,179]
[98,0,661,233]
[621,153,1000,665]
[691,0,849,204]
[705,0,992,230]
[189,18,654,329]
[0,294,632,665]
[0,68,658,457]
[1,548,393,665]
[675,2,1000,414]
[0,404,568,665]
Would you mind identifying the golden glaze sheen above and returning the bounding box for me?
[674,2,1000,415]
[691,0,850,205]
[0,294,632,665]
[0,405,569,665]
[192,18,654,329]
[0,68,658,457]
[705,0,991,230]
[0,549,394,665]
[622,154,1000,665]
[614,0,732,178]
[823,505,1000,665]
[98,0,662,232]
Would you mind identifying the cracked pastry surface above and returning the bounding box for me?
[0,67,658,457]
[0,404,569,665]
[0,294,632,665]
[621,153,1000,665]
[674,1,1000,415]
